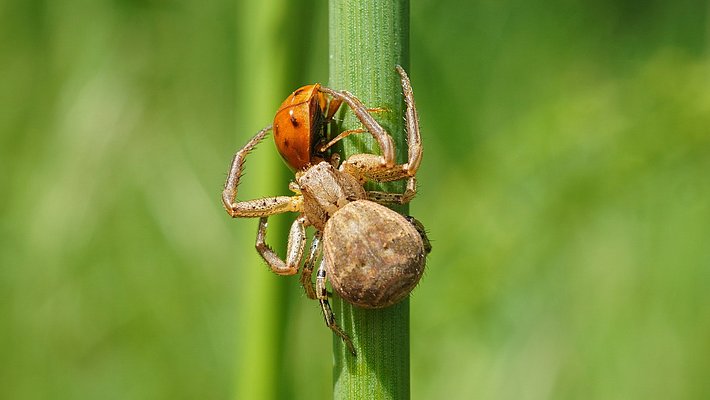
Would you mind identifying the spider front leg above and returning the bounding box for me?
[318,86,396,168]
[223,125,269,215]
[338,66,422,203]
[315,259,356,355]
[256,216,308,276]
[222,125,304,218]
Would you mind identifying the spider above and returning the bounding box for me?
[222,66,430,354]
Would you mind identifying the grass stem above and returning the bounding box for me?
[329,1,411,398]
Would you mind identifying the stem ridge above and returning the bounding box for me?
[329,0,411,399]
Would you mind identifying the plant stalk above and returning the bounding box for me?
[329,0,411,399]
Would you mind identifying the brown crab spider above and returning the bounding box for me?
[221,66,428,355]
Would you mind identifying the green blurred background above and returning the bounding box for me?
[2,0,709,399]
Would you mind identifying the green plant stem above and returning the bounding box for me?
[329,0,410,399]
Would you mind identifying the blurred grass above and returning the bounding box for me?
[1,0,709,399]
[232,0,328,398]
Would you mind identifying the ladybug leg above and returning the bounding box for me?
[325,97,343,121]
[366,106,389,113]
[316,259,356,355]
[317,128,367,153]
[318,86,395,168]
[328,152,341,168]
[299,231,322,299]
[255,216,307,276]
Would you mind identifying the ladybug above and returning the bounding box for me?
[272,84,342,171]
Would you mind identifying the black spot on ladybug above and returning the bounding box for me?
[290,115,300,127]
[283,139,290,148]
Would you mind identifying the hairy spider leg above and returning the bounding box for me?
[323,66,423,205]
[316,259,356,355]
[318,86,396,168]
[222,124,303,217]
[255,216,308,276]
[299,231,322,299]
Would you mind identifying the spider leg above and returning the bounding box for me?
[340,153,418,204]
[335,66,422,204]
[366,176,417,205]
[300,231,322,299]
[318,86,396,168]
[405,215,432,254]
[255,216,307,276]
[316,259,356,355]
[222,125,304,218]
[397,65,422,174]
[223,126,306,274]
[222,125,270,214]
[227,196,303,218]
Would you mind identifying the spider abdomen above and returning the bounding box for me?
[323,200,427,309]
